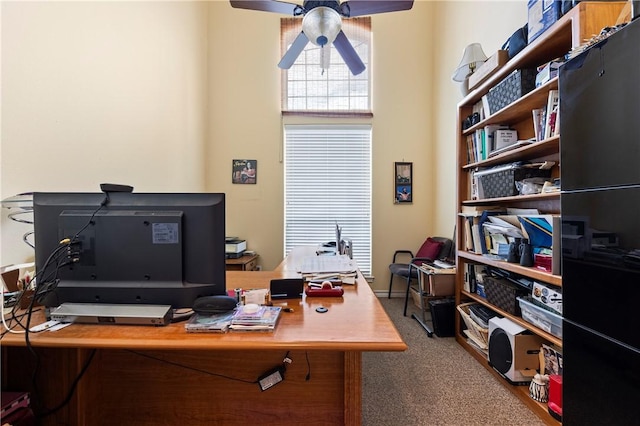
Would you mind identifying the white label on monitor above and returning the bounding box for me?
[152,223,179,244]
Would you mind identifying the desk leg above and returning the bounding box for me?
[411,271,434,337]
[343,351,362,426]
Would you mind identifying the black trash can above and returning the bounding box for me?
[428,298,456,337]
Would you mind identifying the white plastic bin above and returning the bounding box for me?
[517,296,563,338]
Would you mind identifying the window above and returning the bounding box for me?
[284,125,372,276]
[281,17,371,117]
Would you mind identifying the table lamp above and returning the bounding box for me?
[451,43,487,96]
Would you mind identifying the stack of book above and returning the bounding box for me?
[229,305,282,332]
[185,312,234,333]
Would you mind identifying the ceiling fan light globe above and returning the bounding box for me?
[302,6,342,47]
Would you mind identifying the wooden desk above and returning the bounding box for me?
[1,248,406,425]
[225,253,259,271]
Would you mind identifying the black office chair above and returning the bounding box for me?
[387,236,453,316]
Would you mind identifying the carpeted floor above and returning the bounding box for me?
[362,297,546,426]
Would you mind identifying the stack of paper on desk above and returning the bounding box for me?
[304,272,357,285]
[297,255,357,274]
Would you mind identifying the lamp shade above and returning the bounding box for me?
[451,43,488,82]
[302,6,342,47]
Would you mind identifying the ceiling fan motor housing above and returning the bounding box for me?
[302,6,342,46]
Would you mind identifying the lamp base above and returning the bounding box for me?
[459,74,471,97]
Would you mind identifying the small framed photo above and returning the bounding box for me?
[232,159,257,184]
[394,162,412,203]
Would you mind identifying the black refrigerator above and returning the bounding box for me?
[560,18,640,425]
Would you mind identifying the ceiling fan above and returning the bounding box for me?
[230,0,414,75]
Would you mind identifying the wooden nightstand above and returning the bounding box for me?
[225,253,259,271]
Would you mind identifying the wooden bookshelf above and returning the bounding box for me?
[454,3,627,425]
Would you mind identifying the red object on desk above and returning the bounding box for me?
[305,282,344,297]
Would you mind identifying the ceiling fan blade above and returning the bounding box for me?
[333,30,365,75]
[278,31,310,69]
[230,0,301,15]
[340,0,414,17]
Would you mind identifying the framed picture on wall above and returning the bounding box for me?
[394,162,412,203]
[232,159,257,184]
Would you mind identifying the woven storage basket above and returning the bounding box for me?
[484,276,529,315]
[486,68,537,114]
[457,303,489,349]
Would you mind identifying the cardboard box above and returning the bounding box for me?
[468,50,509,91]
[528,0,562,43]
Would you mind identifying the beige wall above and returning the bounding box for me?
[1,1,527,292]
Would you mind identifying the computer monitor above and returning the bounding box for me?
[32,191,226,308]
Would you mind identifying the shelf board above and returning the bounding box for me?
[455,335,562,426]
[461,191,560,206]
[462,79,558,136]
[460,290,562,347]
[463,136,560,169]
[457,251,562,287]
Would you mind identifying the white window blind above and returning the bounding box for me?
[284,124,372,275]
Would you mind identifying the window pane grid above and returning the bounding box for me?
[281,17,371,114]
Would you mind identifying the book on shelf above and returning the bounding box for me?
[484,124,510,154]
[543,90,559,140]
[532,108,544,142]
[472,99,486,121]
[463,263,486,293]
[466,135,476,164]
[552,101,560,136]
[460,207,506,254]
